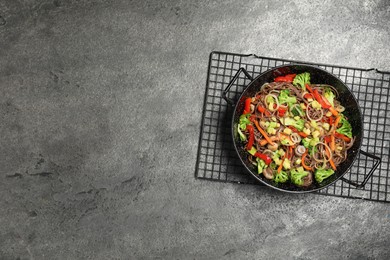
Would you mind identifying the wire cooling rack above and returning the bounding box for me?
[195,51,390,203]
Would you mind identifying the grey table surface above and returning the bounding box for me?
[1,0,390,259]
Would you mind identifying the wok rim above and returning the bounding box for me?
[231,64,363,193]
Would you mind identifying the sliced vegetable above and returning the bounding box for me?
[255,152,272,165]
[291,167,309,186]
[248,146,257,156]
[274,170,289,183]
[239,114,251,130]
[256,158,267,174]
[246,125,254,150]
[313,89,330,109]
[334,132,351,142]
[293,72,311,91]
[324,87,335,106]
[283,158,291,170]
[283,117,305,131]
[301,150,313,171]
[324,136,331,143]
[330,135,335,151]
[278,106,287,117]
[275,74,296,83]
[243,98,251,114]
[278,89,297,107]
[329,159,336,171]
[336,116,352,138]
[277,158,285,173]
[237,125,247,141]
[315,168,335,183]
[290,105,304,116]
[305,84,313,93]
[253,119,275,145]
[257,105,271,116]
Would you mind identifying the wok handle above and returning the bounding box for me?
[222,68,253,106]
[340,150,381,188]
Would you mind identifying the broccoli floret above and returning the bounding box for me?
[293,72,311,91]
[239,113,251,131]
[315,169,335,183]
[290,167,309,186]
[283,117,305,131]
[237,125,247,141]
[256,158,267,174]
[274,170,289,183]
[324,87,335,106]
[336,115,352,138]
[278,90,297,107]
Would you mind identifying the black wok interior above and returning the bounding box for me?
[231,64,363,193]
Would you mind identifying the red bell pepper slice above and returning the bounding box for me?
[257,105,271,116]
[246,125,254,150]
[305,84,313,93]
[278,107,287,117]
[313,89,331,109]
[334,132,351,142]
[243,98,252,114]
[274,74,296,83]
[303,93,313,99]
[254,152,272,165]
[324,136,331,143]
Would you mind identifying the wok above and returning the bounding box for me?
[222,64,381,193]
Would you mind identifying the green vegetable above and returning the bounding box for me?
[311,100,321,109]
[269,162,277,170]
[291,105,303,116]
[315,168,335,183]
[302,137,311,148]
[302,136,319,156]
[278,89,297,107]
[283,117,305,131]
[336,115,352,138]
[272,149,285,165]
[248,146,257,155]
[239,114,251,131]
[256,158,267,174]
[309,137,319,147]
[267,121,278,135]
[290,167,309,186]
[274,170,289,183]
[283,158,291,170]
[310,145,318,157]
[324,87,335,106]
[281,139,292,146]
[237,125,247,141]
[293,72,311,91]
[267,96,275,111]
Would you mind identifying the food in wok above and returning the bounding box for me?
[237,72,354,187]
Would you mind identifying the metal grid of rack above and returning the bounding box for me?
[195,51,390,203]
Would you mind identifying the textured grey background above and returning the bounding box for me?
[0,0,390,259]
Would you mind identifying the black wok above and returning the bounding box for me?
[222,64,381,193]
